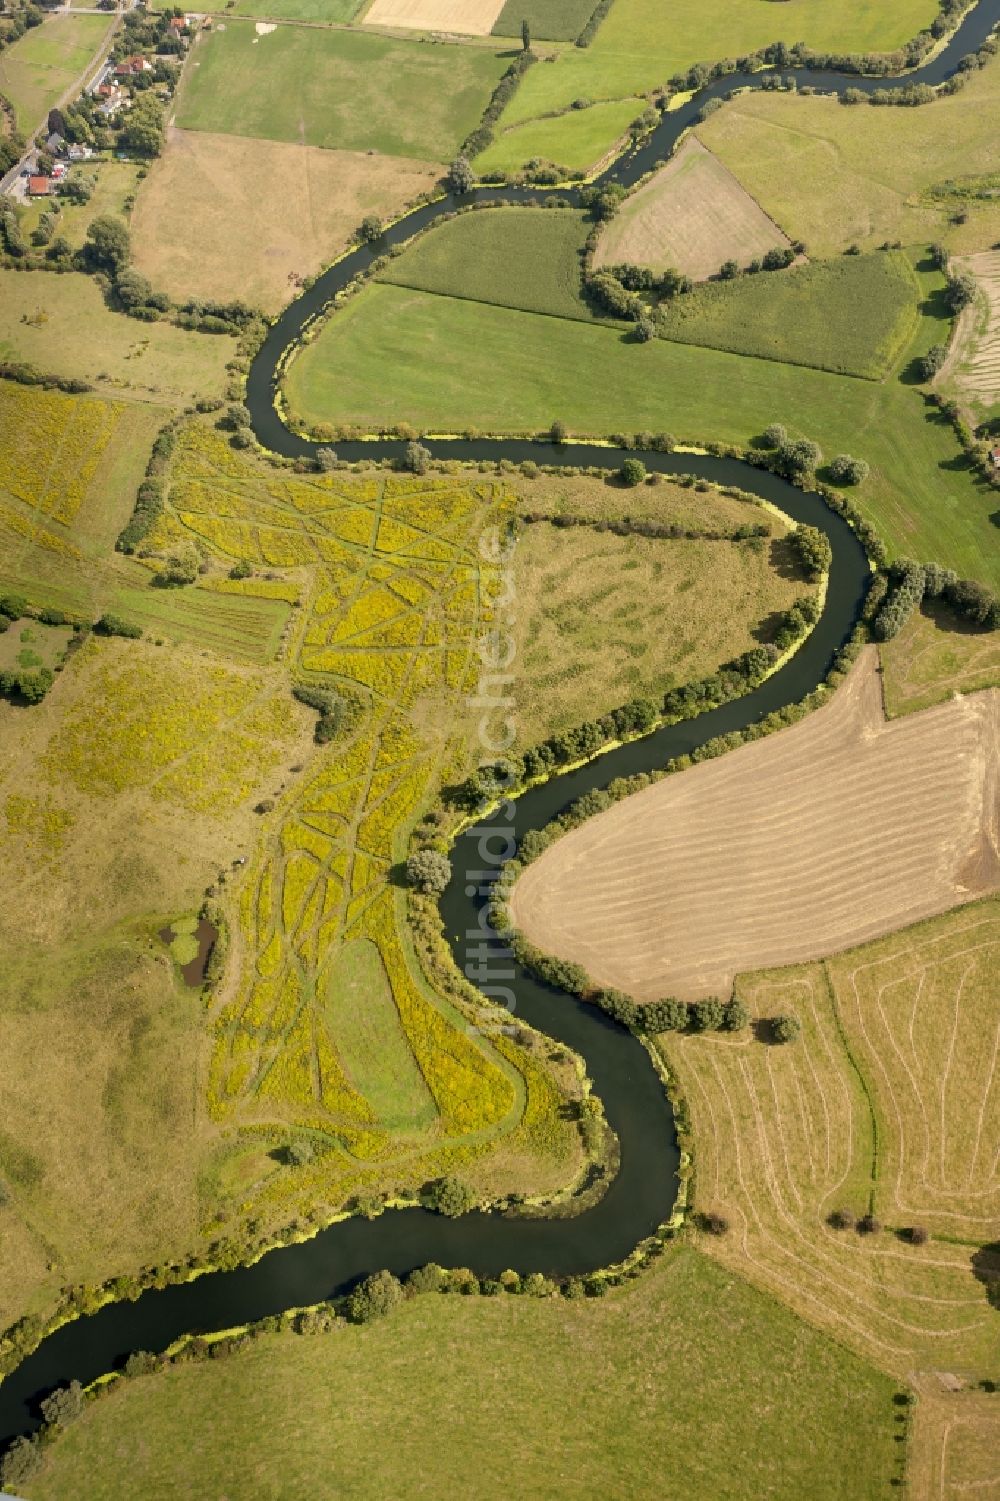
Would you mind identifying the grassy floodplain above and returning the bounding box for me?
[698,60,1000,257]
[0,11,112,131]
[283,257,1000,587]
[0,271,233,405]
[654,252,919,379]
[474,96,641,173]
[495,0,938,148]
[176,22,510,161]
[380,206,597,321]
[20,1248,901,1501]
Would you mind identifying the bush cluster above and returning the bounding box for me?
[116,421,178,552]
[873,557,1000,640]
[291,682,345,744]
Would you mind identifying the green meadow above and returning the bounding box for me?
[177,23,509,162]
[285,258,1000,587]
[23,1248,901,1501]
[0,12,112,131]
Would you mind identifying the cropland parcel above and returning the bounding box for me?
[0,11,112,131]
[282,261,1000,587]
[176,22,509,161]
[593,137,792,283]
[21,1248,901,1501]
[509,650,1000,998]
[939,249,1000,424]
[131,129,443,314]
[363,0,506,37]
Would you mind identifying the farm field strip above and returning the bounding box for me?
[942,249,1000,420]
[508,650,1000,1000]
[363,0,506,35]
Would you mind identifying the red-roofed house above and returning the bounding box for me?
[27,176,51,197]
[990,446,1000,469]
[115,55,153,77]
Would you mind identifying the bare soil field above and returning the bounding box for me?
[663,896,1000,1386]
[509,649,1000,1000]
[363,0,505,33]
[938,249,1000,422]
[593,137,792,282]
[131,128,442,313]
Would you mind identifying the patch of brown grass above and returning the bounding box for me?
[593,137,792,282]
[510,650,1000,999]
[131,128,443,313]
[881,603,1000,717]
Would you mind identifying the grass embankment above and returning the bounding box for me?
[698,59,1000,258]
[655,253,919,380]
[132,130,442,314]
[880,602,1000,714]
[21,1247,901,1501]
[381,207,595,321]
[0,12,112,131]
[0,271,232,405]
[491,0,937,163]
[511,484,804,744]
[283,257,1000,587]
[176,22,509,162]
[669,894,1000,1379]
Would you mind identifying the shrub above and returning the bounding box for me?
[721,996,750,1031]
[156,543,200,586]
[857,1213,881,1235]
[358,214,382,243]
[633,315,656,342]
[422,1176,477,1217]
[347,1270,404,1323]
[0,1435,41,1488]
[620,457,646,487]
[406,848,451,894]
[550,418,567,444]
[94,612,142,639]
[827,1207,856,1230]
[762,422,786,448]
[700,1211,730,1235]
[828,454,869,485]
[287,1138,315,1166]
[691,997,726,1031]
[908,1225,929,1245]
[918,343,947,380]
[762,246,795,270]
[315,446,338,472]
[448,156,474,193]
[776,437,823,478]
[229,559,253,580]
[403,440,431,475]
[407,1263,445,1293]
[944,270,977,312]
[719,258,740,280]
[40,1380,84,1427]
[771,1014,801,1043]
[791,524,832,579]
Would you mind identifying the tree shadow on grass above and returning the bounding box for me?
[971,1242,1000,1310]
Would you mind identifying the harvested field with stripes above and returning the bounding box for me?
[509,649,1000,1000]
[940,249,1000,421]
[664,895,1000,1380]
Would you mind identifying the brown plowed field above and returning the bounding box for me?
[509,649,1000,1000]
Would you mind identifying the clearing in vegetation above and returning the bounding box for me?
[0,270,232,406]
[509,649,1000,999]
[667,893,1000,1381]
[22,1247,901,1501]
[283,262,1000,588]
[491,0,597,41]
[131,129,443,315]
[175,22,509,162]
[0,11,112,131]
[653,252,919,380]
[379,207,596,322]
[363,0,506,37]
[494,0,937,161]
[881,603,1000,716]
[472,96,640,174]
[593,137,792,284]
[697,60,1000,259]
[937,249,1000,424]
[510,506,804,745]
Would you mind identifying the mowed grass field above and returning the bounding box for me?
[230,0,363,19]
[0,12,112,131]
[132,129,442,313]
[176,22,509,161]
[380,207,596,321]
[495,0,938,149]
[698,60,1000,258]
[594,137,791,283]
[473,96,641,174]
[668,893,1000,1380]
[511,512,803,744]
[21,1247,902,1501]
[283,261,1000,587]
[881,603,1000,715]
[510,650,1000,999]
[655,252,919,379]
[0,271,231,405]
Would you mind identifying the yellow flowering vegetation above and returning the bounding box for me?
[162,425,573,1208]
[0,383,124,527]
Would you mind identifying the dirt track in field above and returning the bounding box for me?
[363,0,504,34]
[508,649,1000,1000]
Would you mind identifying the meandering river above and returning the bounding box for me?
[2,0,995,1442]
